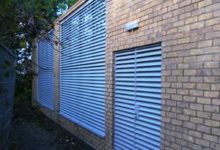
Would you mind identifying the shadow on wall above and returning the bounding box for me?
[0,44,16,150]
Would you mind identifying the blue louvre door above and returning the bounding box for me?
[114,44,162,150]
[59,0,106,137]
[38,31,54,109]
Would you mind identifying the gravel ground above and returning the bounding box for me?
[9,100,94,150]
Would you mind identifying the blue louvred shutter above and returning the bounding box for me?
[114,44,162,150]
[38,30,54,110]
[59,0,106,137]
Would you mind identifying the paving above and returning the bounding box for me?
[9,100,94,150]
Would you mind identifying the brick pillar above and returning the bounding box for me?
[32,38,38,106]
[105,0,114,149]
[54,21,61,114]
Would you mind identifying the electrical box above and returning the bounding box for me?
[125,20,139,31]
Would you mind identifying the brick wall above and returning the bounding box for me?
[54,21,61,114]
[0,47,16,150]
[33,0,220,150]
[106,0,220,150]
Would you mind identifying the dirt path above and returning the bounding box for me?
[9,101,94,150]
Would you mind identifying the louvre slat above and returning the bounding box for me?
[61,81,105,87]
[136,61,161,67]
[60,92,105,106]
[61,111,104,131]
[61,40,105,56]
[115,90,135,97]
[61,62,104,69]
[61,66,105,71]
[60,99,105,120]
[60,105,105,125]
[61,79,105,84]
[61,51,105,64]
[60,0,106,137]
[60,87,105,98]
[61,76,105,81]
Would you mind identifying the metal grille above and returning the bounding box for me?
[38,30,54,110]
[60,0,106,137]
[114,44,162,150]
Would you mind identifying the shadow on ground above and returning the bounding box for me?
[9,99,94,150]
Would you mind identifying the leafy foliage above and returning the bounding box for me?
[0,0,77,48]
[0,0,77,101]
